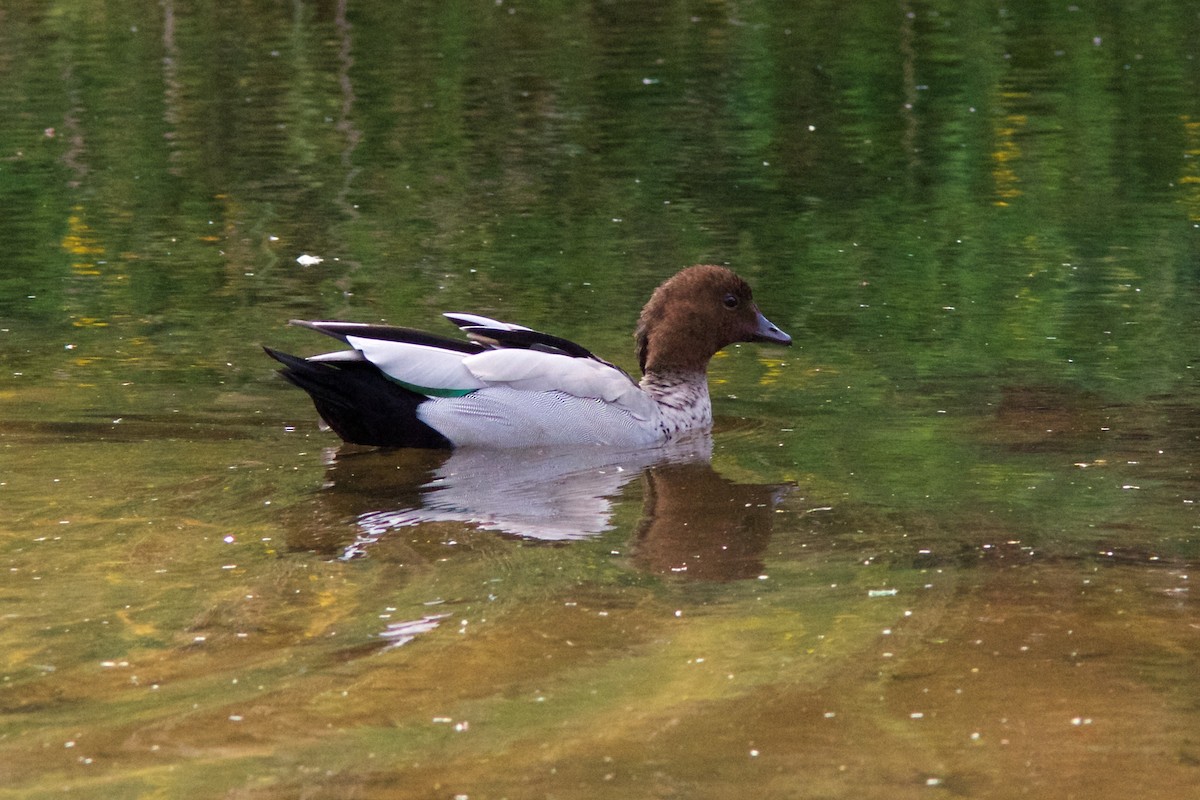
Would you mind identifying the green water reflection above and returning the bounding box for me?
[2,1,1198,798]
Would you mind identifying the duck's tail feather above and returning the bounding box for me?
[263,346,453,449]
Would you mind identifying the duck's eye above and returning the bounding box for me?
[723,294,740,309]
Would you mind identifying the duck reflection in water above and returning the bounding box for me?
[632,459,792,581]
[288,434,792,582]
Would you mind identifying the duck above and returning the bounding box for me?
[264,264,791,449]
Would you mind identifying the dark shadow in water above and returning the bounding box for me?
[0,414,265,443]
[283,435,793,581]
[986,384,1114,453]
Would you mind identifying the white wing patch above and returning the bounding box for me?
[306,349,366,363]
[342,334,653,419]
[461,349,655,419]
[346,336,483,392]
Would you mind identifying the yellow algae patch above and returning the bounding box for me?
[71,317,110,328]
[1181,115,1200,222]
[991,112,1027,206]
[62,205,107,276]
[757,356,787,386]
[115,608,159,638]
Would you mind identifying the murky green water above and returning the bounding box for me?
[3,1,1199,797]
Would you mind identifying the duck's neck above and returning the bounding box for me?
[640,369,712,438]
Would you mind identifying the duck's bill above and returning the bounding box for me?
[751,309,792,345]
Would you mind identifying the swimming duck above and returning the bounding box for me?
[264,264,791,449]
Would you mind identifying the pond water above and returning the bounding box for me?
[2,1,1199,798]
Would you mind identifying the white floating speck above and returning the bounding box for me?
[296,254,324,267]
[379,613,450,649]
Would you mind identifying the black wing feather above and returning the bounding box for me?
[264,346,452,449]
[458,326,601,360]
[290,320,480,354]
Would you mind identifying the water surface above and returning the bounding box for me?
[2,1,1198,798]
